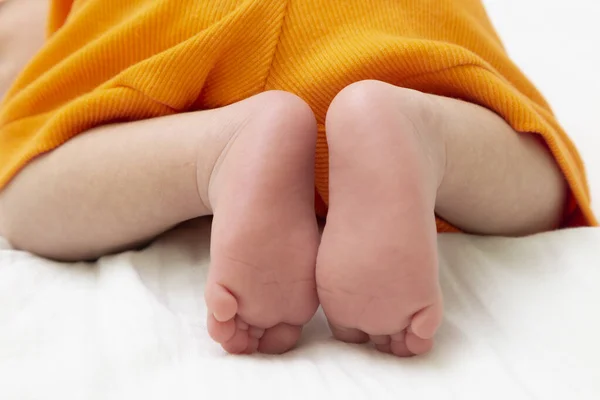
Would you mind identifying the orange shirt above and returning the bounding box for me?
[0,0,596,229]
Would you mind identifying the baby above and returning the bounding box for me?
[0,0,596,356]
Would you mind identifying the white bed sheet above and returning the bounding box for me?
[1,1,599,399]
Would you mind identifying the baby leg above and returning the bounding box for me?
[317,80,566,356]
[0,91,320,354]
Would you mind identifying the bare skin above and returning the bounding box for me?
[316,80,565,356]
[0,0,48,97]
[0,91,321,355]
[0,1,566,356]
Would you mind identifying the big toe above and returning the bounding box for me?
[410,301,443,340]
[205,283,238,322]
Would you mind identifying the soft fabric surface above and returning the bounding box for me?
[1,222,600,399]
[1,1,599,399]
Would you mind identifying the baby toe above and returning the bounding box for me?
[405,330,434,355]
[207,314,236,343]
[329,324,369,344]
[249,326,265,339]
[258,323,302,354]
[390,331,414,357]
[370,335,391,346]
[222,328,251,354]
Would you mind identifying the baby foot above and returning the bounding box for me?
[317,81,445,357]
[204,92,320,354]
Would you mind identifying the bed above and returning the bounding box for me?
[1,1,599,399]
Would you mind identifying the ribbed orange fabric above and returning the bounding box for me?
[0,0,596,230]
